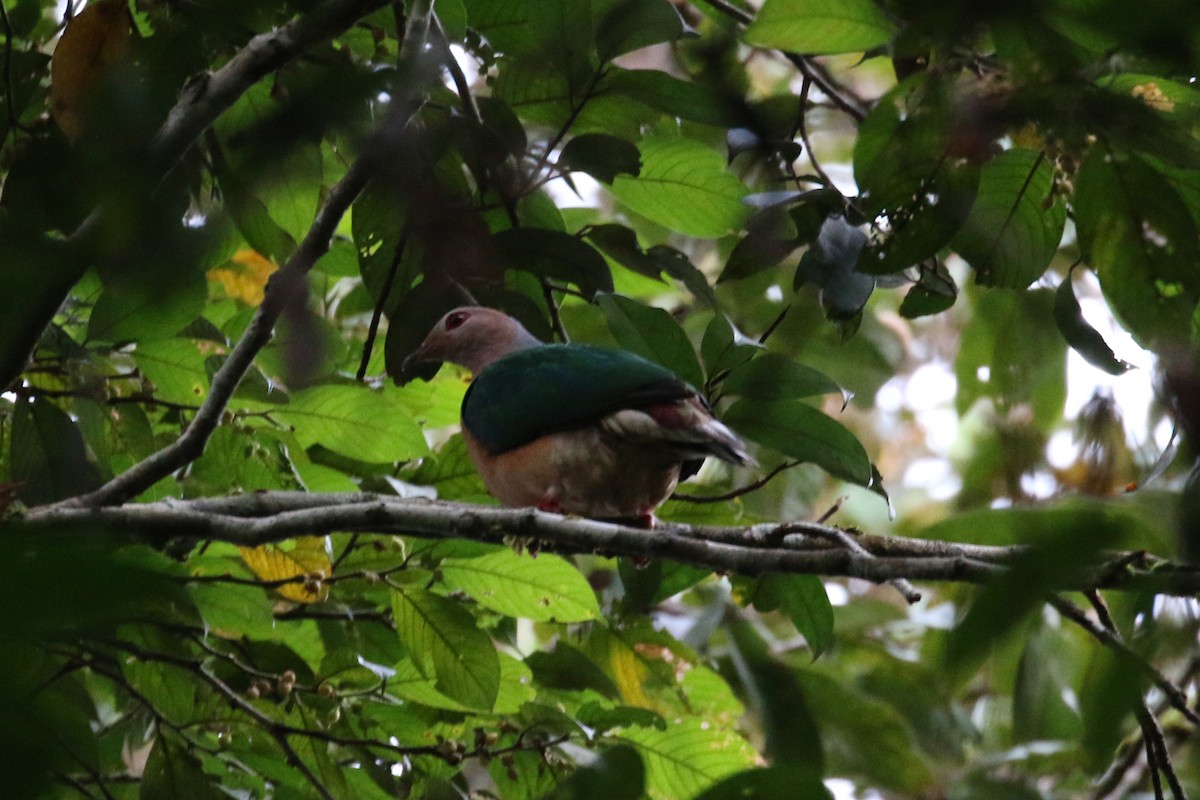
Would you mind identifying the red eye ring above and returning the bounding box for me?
[445,311,470,331]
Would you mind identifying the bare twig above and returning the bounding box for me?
[673,460,800,503]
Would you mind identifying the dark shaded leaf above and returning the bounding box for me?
[494,227,614,298]
[1053,270,1134,375]
[595,0,685,61]
[724,399,871,485]
[596,293,705,388]
[11,398,101,506]
[745,0,897,55]
[693,768,832,800]
[751,573,835,658]
[560,133,642,183]
[722,352,841,401]
[549,744,645,800]
[141,734,224,800]
[608,68,747,127]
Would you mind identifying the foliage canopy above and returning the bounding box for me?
[2,0,1200,798]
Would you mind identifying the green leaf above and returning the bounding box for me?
[693,768,831,800]
[560,133,642,183]
[1012,620,1084,742]
[213,166,296,265]
[797,669,934,793]
[438,547,601,622]
[744,0,897,55]
[11,398,101,506]
[189,581,275,640]
[954,288,1066,427]
[88,269,206,343]
[952,149,1065,288]
[618,720,756,800]
[723,399,871,485]
[610,135,749,238]
[753,573,835,658]
[391,580,501,710]
[700,313,761,376]
[596,293,705,388]
[275,385,429,463]
[134,338,210,406]
[1074,150,1200,351]
[721,352,841,401]
[388,653,533,714]
[1053,270,1134,375]
[608,69,746,127]
[596,0,685,61]
[549,744,645,800]
[140,734,224,800]
[493,227,614,298]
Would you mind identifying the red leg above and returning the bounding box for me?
[536,496,564,514]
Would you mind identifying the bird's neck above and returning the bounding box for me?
[464,325,542,374]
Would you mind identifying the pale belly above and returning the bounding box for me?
[463,427,682,519]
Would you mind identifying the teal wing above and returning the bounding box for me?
[462,345,695,455]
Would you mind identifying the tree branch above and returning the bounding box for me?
[23,493,1200,595]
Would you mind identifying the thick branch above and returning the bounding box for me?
[23,493,1200,595]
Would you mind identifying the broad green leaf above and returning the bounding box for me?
[140,734,224,800]
[411,434,492,504]
[753,573,835,658]
[388,653,534,714]
[700,313,761,377]
[439,547,600,622]
[493,227,614,297]
[189,427,287,493]
[189,581,275,640]
[797,669,934,793]
[11,398,101,506]
[953,149,1065,288]
[608,69,746,128]
[88,269,206,343]
[596,0,685,61]
[611,135,749,238]
[745,0,896,55]
[391,580,501,710]
[123,661,196,726]
[693,768,831,800]
[597,293,705,389]
[275,384,429,463]
[618,719,756,800]
[721,352,841,401]
[1074,150,1200,351]
[134,338,209,406]
[723,399,871,485]
[1012,620,1084,742]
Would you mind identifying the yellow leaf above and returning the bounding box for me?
[49,0,133,141]
[610,641,654,709]
[208,249,278,306]
[239,536,331,604]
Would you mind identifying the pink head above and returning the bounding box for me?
[403,306,542,375]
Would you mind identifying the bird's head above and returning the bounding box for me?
[402,306,542,376]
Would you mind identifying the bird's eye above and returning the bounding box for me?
[445,311,469,331]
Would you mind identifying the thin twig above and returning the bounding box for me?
[803,524,921,603]
[673,460,799,503]
[357,234,408,381]
[1051,595,1200,727]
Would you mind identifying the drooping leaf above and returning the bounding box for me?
[596,293,705,389]
[1053,269,1134,375]
[744,0,897,55]
[721,352,841,402]
[391,578,501,710]
[724,399,871,485]
[611,135,749,238]
[10,398,101,506]
[750,573,835,658]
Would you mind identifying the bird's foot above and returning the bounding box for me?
[536,496,564,515]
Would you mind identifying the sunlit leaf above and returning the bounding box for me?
[745,0,896,55]
[275,385,430,463]
[611,135,749,238]
[391,579,501,710]
[238,537,331,604]
[439,547,600,622]
[618,720,756,800]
